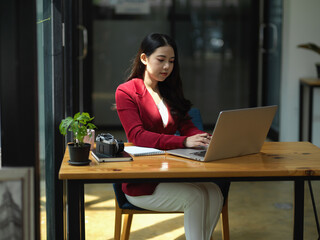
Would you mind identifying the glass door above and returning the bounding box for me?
[91,0,172,127]
[258,0,282,139]
[174,0,259,125]
[90,0,260,129]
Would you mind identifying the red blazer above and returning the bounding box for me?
[115,78,204,196]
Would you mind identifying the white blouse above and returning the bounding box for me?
[157,99,169,127]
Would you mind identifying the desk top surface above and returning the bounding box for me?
[300,78,320,86]
[59,142,320,180]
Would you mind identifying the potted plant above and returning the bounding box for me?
[59,112,97,165]
[297,43,320,78]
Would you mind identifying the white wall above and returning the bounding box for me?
[280,0,320,146]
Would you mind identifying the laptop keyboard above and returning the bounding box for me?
[191,150,206,157]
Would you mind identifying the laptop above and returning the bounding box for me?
[167,105,277,161]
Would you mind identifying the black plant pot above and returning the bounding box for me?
[316,63,320,78]
[68,143,91,165]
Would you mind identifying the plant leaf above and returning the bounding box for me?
[74,112,81,119]
[59,117,73,135]
[297,43,320,55]
[60,112,96,144]
[87,123,97,129]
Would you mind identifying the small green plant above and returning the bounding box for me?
[59,112,97,147]
[297,43,320,55]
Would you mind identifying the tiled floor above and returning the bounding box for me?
[83,181,320,240]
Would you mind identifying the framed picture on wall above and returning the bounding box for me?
[0,167,34,240]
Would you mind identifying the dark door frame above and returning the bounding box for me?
[0,0,40,239]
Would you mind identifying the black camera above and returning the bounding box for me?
[96,133,124,157]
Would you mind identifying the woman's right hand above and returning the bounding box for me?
[184,133,211,148]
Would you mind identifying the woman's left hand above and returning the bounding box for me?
[183,133,211,148]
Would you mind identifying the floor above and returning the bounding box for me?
[82,181,320,240]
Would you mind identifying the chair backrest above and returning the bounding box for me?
[175,108,204,136]
[188,108,204,131]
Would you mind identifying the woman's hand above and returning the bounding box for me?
[184,133,211,148]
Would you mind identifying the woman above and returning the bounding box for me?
[115,33,223,240]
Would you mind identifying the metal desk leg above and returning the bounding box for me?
[308,86,314,142]
[67,180,85,240]
[294,180,304,240]
[299,82,315,142]
[299,82,303,141]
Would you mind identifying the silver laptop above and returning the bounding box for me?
[167,105,277,161]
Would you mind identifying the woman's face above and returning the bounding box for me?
[141,45,175,83]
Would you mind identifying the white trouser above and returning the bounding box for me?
[125,182,223,240]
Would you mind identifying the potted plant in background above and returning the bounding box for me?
[59,112,97,165]
[297,43,320,78]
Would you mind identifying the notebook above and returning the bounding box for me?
[167,105,277,162]
[124,146,165,156]
[91,149,132,162]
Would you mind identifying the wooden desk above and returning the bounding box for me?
[59,142,320,240]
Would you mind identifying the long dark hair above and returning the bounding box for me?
[126,33,191,119]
